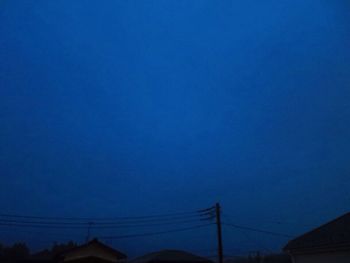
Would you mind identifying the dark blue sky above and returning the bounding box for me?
[1,0,350,258]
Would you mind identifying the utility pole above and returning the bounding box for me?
[215,203,224,263]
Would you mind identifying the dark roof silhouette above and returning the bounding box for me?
[131,250,213,263]
[59,238,127,260]
[23,239,125,263]
[30,249,54,261]
[284,212,350,253]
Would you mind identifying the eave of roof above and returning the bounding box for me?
[284,212,350,253]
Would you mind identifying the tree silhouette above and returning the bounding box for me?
[0,242,30,262]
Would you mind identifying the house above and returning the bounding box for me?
[22,239,126,263]
[131,250,213,263]
[283,212,350,263]
[224,253,291,263]
[57,239,127,263]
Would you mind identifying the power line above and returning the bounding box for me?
[0,218,209,229]
[0,206,216,249]
[222,223,292,238]
[0,217,205,226]
[100,223,214,239]
[0,209,210,222]
[239,228,274,254]
[0,208,215,231]
[0,222,90,229]
[0,227,80,239]
[222,213,314,228]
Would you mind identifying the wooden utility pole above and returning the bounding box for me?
[215,203,224,263]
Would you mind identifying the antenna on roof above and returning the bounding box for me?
[85,222,94,242]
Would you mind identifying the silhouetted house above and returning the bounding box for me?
[283,212,350,263]
[225,253,291,263]
[57,239,127,263]
[131,250,213,263]
[22,239,126,263]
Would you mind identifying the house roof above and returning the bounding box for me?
[284,212,350,253]
[131,250,213,263]
[59,238,127,260]
[30,249,55,261]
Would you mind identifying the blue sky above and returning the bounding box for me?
[1,0,350,257]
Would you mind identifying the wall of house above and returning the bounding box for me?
[292,250,350,263]
[64,245,125,262]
